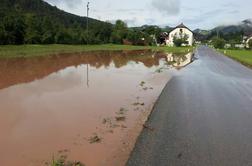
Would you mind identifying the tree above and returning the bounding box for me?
[126,29,142,45]
[42,31,55,44]
[55,28,73,44]
[0,23,7,45]
[211,37,226,49]
[111,20,128,44]
[25,15,42,44]
[173,34,189,47]
[143,26,161,45]
[3,14,26,44]
[144,26,161,37]
[96,22,112,44]
[41,17,55,44]
[13,15,26,44]
[229,39,236,49]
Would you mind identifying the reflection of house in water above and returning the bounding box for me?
[0,50,194,90]
[166,53,193,68]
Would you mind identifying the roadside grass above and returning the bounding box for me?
[153,46,193,54]
[219,49,252,67]
[50,159,84,166]
[0,44,193,58]
[49,155,85,166]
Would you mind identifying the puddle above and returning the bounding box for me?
[0,50,192,166]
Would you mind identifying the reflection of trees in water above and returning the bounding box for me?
[84,50,165,69]
[0,50,169,90]
[0,50,191,90]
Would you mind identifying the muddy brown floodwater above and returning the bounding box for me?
[0,50,192,166]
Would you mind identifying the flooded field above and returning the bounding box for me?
[0,50,192,166]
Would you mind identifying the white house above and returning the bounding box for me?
[246,36,252,48]
[166,23,194,47]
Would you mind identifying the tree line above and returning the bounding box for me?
[0,11,161,45]
[0,0,163,45]
[0,11,111,45]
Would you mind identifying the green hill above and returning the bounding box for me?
[0,0,113,44]
[193,19,252,42]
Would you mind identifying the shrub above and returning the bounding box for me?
[212,37,226,49]
[173,35,189,47]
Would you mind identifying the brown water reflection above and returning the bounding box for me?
[0,50,161,90]
[0,50,192,166]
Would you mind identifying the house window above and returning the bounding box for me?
[180,29,183,33]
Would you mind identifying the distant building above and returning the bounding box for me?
[165,23,194,46]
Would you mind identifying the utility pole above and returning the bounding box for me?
[86,1,90,45]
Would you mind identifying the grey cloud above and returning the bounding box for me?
[45,0,83,9]
[126,18,157,27]
[93,8,144,13]
[183,7,240,29]
[228,10,239,14]
[183,9,223,25]
[145,18,156,25]
[184,17,206,25]
[124,18,138,26]
[202,9,223,18]
[151,0,180,16]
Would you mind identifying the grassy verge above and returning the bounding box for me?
[0,44,193,58]
[154,46,193,54]
[219,49,252,67]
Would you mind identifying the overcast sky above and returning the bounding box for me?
[44,0,252,30]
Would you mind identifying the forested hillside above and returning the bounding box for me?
[0,0,162,45]
[0,0,113,44]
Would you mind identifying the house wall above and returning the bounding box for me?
[246,37,252,48]
[166,28,194,46]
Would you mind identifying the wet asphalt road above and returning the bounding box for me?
[127,46,252,166]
